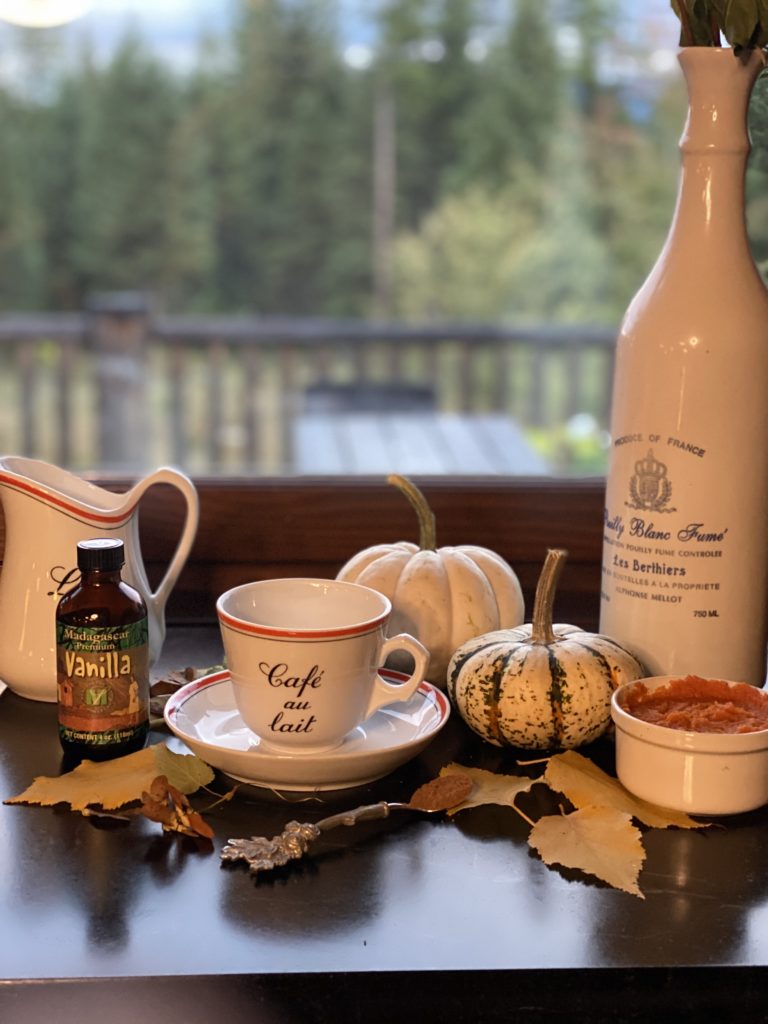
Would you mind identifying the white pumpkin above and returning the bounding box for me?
[447,549,647,749]
[337,475,524,686]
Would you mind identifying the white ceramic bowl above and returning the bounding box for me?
[611,675,768,816]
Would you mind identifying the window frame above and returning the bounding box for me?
[97,474,607,631]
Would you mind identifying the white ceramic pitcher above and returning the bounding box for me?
[0,456,199,702]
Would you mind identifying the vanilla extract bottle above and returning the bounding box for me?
[599,48,768,685]
[56,538,149,762]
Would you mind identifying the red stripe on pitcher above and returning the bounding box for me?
[0,474,136,525]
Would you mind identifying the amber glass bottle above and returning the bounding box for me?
[56,538,149,762]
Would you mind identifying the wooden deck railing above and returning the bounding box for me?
[0,293,616,474]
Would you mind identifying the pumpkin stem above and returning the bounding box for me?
[530,548,567,646]
[387,474,436,551]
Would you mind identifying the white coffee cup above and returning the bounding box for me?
[216,578,430,754]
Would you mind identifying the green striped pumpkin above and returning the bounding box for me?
[447,549,646,750]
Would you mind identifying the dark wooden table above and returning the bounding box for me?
[2,626,768,1023]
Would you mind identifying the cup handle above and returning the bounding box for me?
[363,633,430,719]
[127,467,200,615]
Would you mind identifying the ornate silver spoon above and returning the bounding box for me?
[220,773,472,876]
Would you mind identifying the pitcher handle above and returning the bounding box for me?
[128,467,199,615]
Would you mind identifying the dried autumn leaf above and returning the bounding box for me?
[186,809,215,840]
[153,745,215,794]
[5,744,214,812]
[150,665,225,696]
[146,774,170,801]
[439,763,534,814]
[150,666,225,718]
[169,786,215,840]
[529,806,646,898]
[140,776,177,826]
[409,772,473,811]
[140,775,215,840]
[543,750,706,830]
[149,695,172,720]
[150,670,196,696]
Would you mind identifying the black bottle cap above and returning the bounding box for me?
[77,538,125,572]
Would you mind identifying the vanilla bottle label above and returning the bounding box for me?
[56,618,149,747]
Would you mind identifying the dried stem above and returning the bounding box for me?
[530,549,568,646]
[387,473,437,550]
[509,800,537,829]
[677,0,694,46]
[199,786,239,812]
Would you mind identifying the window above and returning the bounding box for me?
[0,0,706,480]
[1,1,722,631]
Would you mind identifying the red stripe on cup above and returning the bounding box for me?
[217,607,388,640]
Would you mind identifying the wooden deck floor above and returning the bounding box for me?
[292,412,549,475]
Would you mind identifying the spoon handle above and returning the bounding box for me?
[316,800,399,832]
[221,801,405,875]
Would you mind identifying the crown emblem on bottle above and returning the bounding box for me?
[634,449,666,481]
[626,448,676,513]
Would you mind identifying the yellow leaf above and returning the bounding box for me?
[5,744,214,812]
[529,806,646,898]
[543,750,706,830]
[153,744,215,794]
[439,763,534,814]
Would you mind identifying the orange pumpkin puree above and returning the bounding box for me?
[621,675,768,734]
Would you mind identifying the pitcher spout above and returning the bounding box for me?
[0,455,136,524]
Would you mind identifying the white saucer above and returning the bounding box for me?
[164,668,451,791]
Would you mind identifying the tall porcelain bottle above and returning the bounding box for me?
[599,47,768,686]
